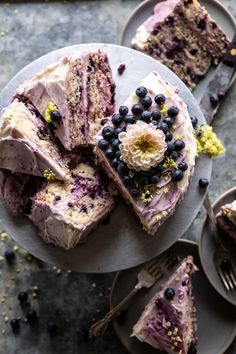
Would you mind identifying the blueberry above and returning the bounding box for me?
[117,162,128,176]
[199,178,209,189]
[167,106,179,117]
[135,86,147,98]
[155,164,164,174]
[165,131,173,142]
[102,126,115,140]
[138,175,149,187]
[151,110,161,120]
[172,169,183,181]
[163,117,174,127]
[150,175,160,184]
[159,122,169,133]
[4,249,15,262]
[124,115,135,124]
[26,309,38,322]
[105,147,115,159]
[48,321,58,335]
[178,162,188,171]
[111,139,120,150]
[111,158,119,168]
[141,96,152,108]
[154,94,166,105]
[98,139,109,151]
[18,292,28,303]
[171,151,178,160]
[119,105,129,116]
[164,287,175,299]
[167,142,175,153]
[210,95,219,108]
[67,202,73,208]
[130,187,140,197]
[54,195,61,201]
[112,114,123,126]
[50,111,62,122]
[123,176,132,186]
[10,319,20,332]
[131,103,144,115]
[141,111,152,123]
[116,151,121,158]
[174,140,185,151]
[191,116,198,127]
[115,127,124,135]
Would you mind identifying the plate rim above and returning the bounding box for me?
[198,186,236,307]
[110,238,236,354]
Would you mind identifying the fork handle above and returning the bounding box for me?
[89,284,141,337]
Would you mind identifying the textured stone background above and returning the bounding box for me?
[0,0,235,353]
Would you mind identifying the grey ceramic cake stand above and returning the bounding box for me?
[0,43,212,273]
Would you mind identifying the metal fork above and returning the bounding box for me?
[204,193,236,291]
[89,252,179,338]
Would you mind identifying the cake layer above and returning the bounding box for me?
[0,169,43,216]
[132,0,229,89]
[18,51,115,150]
[216,201,236,242]
[95,72,197,235]
[0,99,69,180]
[29,154,117,250]
[132,256,198,354]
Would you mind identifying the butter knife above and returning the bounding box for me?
[199,33,236,124]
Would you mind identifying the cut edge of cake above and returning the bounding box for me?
[216,200,236,243]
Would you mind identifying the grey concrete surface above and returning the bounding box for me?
[0,0,235,353]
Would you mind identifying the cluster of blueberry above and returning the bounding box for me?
[97,87,189,198]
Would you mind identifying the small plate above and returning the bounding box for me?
[0,43,211,273]
[111,239,236,354]
[199,188,236,306]
[120,0,236,101]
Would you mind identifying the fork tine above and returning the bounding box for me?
[228,269,236,288]
[223,270,234,290]
[218,268,230,291]
[148,254,175,276]
[145,254,166,272]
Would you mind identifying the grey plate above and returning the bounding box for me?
[120,0,236,101]
[111,239,236,354]
[199,188,236,306]
[0,43,211,273]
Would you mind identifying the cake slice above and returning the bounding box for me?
[216,201,236,242]
[132,0,229,89]
[132,256,198,354]
[29,153,117,250]
[18,51,115,150]
[95,71,197,235]
[0,169,43,216]
[0,99,69,180]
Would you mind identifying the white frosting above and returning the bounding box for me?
[132,25,149,50]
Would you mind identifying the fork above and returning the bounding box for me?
[89,252,179,338]
[204,192,236,291]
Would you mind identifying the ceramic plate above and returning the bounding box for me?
[0,43,211,273]
[199,188,236,306]
[120,0,236,101]
[111,240,236,354]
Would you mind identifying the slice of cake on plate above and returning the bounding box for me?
[132,256,198,354]
[29,153,117,250]
[18,51,115,150]
[131,0,229,89]
[95,71,197,235]
[216,201,236,242]
[0,169,44,216]
[0,99,69,180]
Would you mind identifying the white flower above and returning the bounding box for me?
[119,121,167,171]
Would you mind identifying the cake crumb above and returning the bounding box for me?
[91,283,96,288]
[117,64,126,75]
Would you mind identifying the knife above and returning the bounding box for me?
[199,33,236,124]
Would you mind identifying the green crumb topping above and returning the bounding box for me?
[195,124,225,157]
[163,157,177,169]
[44,102,59,124]
[141,190,153,204]
[43,169,55,181]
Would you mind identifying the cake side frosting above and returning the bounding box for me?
[95,71,197,235]
[0,99,69,180]
[216,200,236,242]
[132,256,198,354]
[29,154,117,250]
